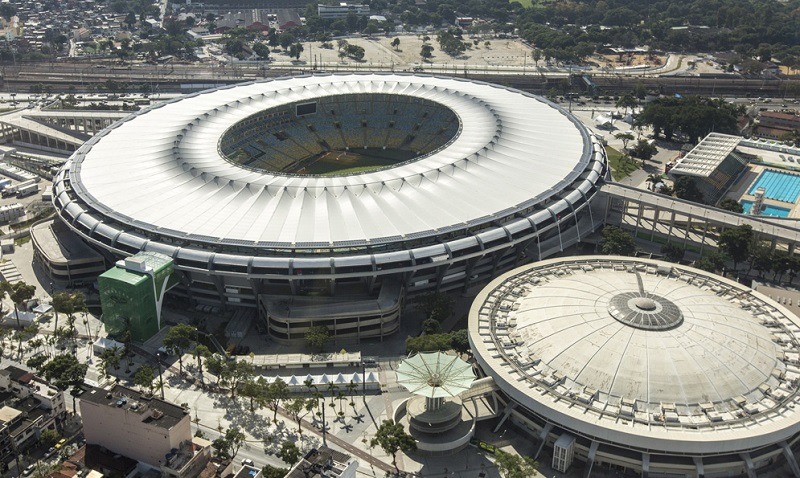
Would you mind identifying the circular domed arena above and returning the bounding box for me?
[469,256,800,477]
[51,74,606,343]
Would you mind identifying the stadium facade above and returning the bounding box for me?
[52,74,607,342]
[470,256,800,477]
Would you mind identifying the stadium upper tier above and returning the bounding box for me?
[54,75,605,288]
[219,93,460,174]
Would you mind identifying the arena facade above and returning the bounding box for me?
[469,256,800,477]
[52,73,607,342]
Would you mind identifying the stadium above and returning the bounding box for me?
[52,73,607,342]
[469,256,800,477]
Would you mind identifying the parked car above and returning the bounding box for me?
[55,438,67,449]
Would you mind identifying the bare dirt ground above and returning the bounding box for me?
[273,34,537,70]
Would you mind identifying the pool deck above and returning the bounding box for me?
[726,164,800,219]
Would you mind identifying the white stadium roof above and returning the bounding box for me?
[68,74,591,248]
[469,256,800,455]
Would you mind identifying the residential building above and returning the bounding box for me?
[79,384,211,478]
[285,446,358,478]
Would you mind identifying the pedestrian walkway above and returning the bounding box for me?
[0,260,23,283]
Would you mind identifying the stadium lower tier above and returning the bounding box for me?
[49,187,605,343]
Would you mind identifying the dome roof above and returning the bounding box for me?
[514,268,781,406]
[469,257,800,454]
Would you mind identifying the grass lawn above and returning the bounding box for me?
[606,146,639,180]
[512,0,534,7]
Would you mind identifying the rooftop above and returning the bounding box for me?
[80,384,187,430]
[670,133,741,177]
[31,219,104,264]
[68,74,590,248]
[286,446,355,478]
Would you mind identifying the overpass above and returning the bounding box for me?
[0,107,127,154]
[599,182,800,255]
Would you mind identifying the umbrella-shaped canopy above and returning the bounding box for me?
[396,352,475,398]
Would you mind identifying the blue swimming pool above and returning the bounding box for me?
[740,200,791,218]
[747,170,800,203]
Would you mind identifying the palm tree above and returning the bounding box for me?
[645,174,661,191]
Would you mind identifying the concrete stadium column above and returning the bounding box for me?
[683,216,693,248]
[667,211,676,237]
[583,441,599,478]
[634,202,644,236]
[650,207,660,241]
[693,457,704,478]
[641,453,650,478]
[533,422,553,460]
[699,221,709,255]
[738,453,757,478]
[780,441,800,477]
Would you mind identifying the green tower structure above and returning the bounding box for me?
[98,252,176,342]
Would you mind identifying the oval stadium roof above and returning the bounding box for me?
[67,74,591,248]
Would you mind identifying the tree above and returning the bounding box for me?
[629,139,657,164]
[279,33,296,50]
[125,12,137,29]
[661,243,684,262]
[600,226,636,256]
[406,333,454,354]
[615,93,638,114]
[261,465,289,478]
[450,329,471,356]
[6,281,36,331]
[285,397,308,435]
[371,419,417,470]
[718,225,753,270]
[288,42,304,60]
[267,377,290,421]
[163,324,198,376]
[278,440,301,466]
[391,37,400,50]
[415,293,453,322]
[226,360,255,399]
[212,426,246,460]
[134,365,156,395]
[674,176,704,203]
[26,354,48,374]
[194,344,211,384]
[41,353,88,410]
[98,346,123,380]
[240,377,269,412]
[305,325,330,352]
[614,132,635,150]
[421,318,441,335]
[52,292,85,352]
[532,49,542,67]
[718,198,744,213]
[252,42,270,59]
[494,450,539,478]
[39,428,60,448]
[420,44,434,60]
[749,244,773,278]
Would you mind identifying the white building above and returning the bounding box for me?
[470,256,800,478]
[318,3,369,19]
